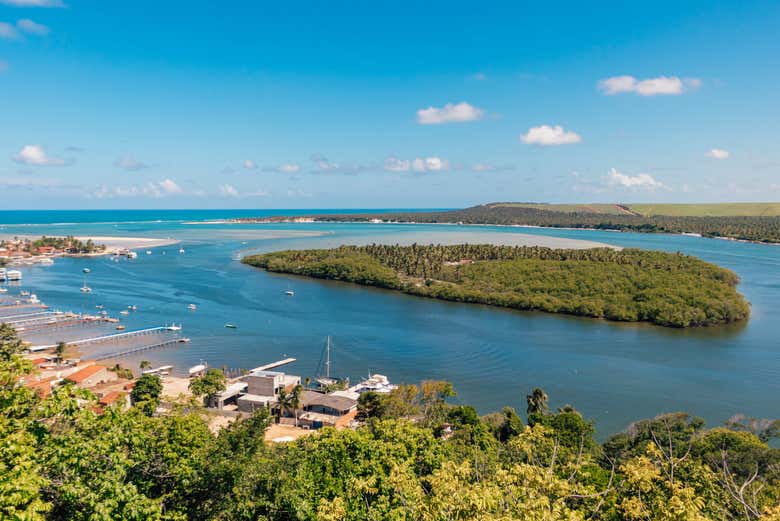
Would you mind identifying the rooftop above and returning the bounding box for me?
[66,364,107,384]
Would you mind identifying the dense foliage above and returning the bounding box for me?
[1,325,779,520]
[243,244,750,327]
[250,204,780,243]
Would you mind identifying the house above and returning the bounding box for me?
[236,370,301,413]
[23,376,56,399]
[298,390,358,429]
[98,391,129,410]
[65,364,116,388]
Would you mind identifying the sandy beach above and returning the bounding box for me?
[0,234,179,255]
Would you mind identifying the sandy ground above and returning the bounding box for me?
[0,234,179,253]
[264,423,318,443]
[161,376,192,400]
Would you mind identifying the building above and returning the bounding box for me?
[298,390,358,429]
[65,364,116,388]
[236,369,301,413]
[98,391,130,410]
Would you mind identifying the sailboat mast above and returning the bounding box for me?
[325,336,331,378]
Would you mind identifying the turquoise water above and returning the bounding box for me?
[2,210,779,437]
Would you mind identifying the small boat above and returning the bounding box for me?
[120,310,129,315]
[0,288,7,293]
[179,248,185,254]
[127,251,138,259]
[128,305,137,311]
[178,337,191,343]
[146,250,152,255]
[80,285,92,293]
[224,323,237,329]
[187,304,197,311]
[83,268,91,274]
[285,290,295,296]
[20,290,30,296]
[29,294,39,303]
[188,362,207,377]
[95,305,104,309]
[116,325,126,331]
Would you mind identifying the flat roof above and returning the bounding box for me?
[237,393,277,404]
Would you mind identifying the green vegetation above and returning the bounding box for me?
[189,368,227,407]
[131,373,163,415]
[1,326,779,520]
[256,203,780,243]
[243,244,749,327]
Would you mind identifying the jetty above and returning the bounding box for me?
[28,325,183,352]
[249,358,297,373]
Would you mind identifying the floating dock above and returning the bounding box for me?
[249,357,297,372]
[28,325,183,352]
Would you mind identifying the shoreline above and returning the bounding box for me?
[189,217,780,246]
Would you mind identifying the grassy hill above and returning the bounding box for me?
[488,202,780,217]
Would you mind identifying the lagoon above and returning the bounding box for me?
[2,210,778,437]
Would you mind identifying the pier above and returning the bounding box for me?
[93,337,189,361]
[250,358,297,372]
[29,325,183,352]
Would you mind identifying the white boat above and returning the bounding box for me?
[29,294,40,304]
[20,290,30,297]
[179,248,185,254]
[188,363,207,376]
[6,270,22,281]
[285,290,295,296]
[166,324,182,331]
[0,288,6,293]
[146,250,152,255]
[127,251,138,259]
[128,305,137,311]
[120,310,129,315]
[350,374,398,394]
[39,258,54,265]
[80,285,92,293]
[187,303,197,311]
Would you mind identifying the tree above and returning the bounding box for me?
[277,384,303,425]
[189,368,226,407]
[357,391,386,420]
[0,323,24,362]
[130,374,163,415]
[526,387,549,417]
[54,342,68,364]
[139,360,151,371]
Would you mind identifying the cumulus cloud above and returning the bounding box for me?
[243,159,257,170]
[707,148,730,160]
[382,156,449,173]
[219,184,239,197]
[12,144,71,166]
[598,75,701,96]
[0,22,19,39]
[520,125,582,146]
[310,154,371,175]
[263,163,300,173]
[92,179,183,199]
[114,155,148,171]
[0,0,65,6]
[416,102,484,125]
[604,168,664,190]
[16,18,49,35]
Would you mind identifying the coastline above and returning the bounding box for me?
[0,234,180,260]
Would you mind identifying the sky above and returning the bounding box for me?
[0,0,779,209]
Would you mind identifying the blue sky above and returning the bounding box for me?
[1,0,779,209]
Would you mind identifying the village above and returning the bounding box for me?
[4,280,398,443]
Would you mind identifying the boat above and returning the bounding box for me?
[179,248,185,254]
[128,305,137,311]
[29,294,39,304]
[187,303,197,310]
[224,323,237,329]
[178,337,191,343]
[285,290,295,296]
[80,285,92,293]
[350,373,398,394]
[83,268,91,274]
[188,362,207,377]
[7,270,22,281]
[314,336,349,389]
[20,290,30,296]
[95,305,104,309]
[0,288,6,293]
[39,258,54,265]
[120,310,129,315]
[127,251,138,259]
[146,250,152,255]
[116,325,126,331]
[166,324,182,331]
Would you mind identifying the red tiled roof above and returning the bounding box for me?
[99,391,126,406]
[66,365,106,384]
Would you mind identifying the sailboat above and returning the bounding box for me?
[314,336,348,389]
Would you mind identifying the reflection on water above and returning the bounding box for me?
[1,212,779,438]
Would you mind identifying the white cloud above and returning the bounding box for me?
[416,102,484,125]
[263,163,300,173]
[219,184,239,197]
[412,157,448,172]
[707,148,730,160]
[92,178,184,199]
[598,75,701,96]
[12,144,70,166]
[520,125,582,146]
[383,156,411,172]
[114,155,148,171]
[243,159,257,170]
[0,0,65,6]
[310,154,371,175]
[16,18,49,35]
[604,168,664,190]
[157,178,182,194]
[0,22,19,39]
[471,162,514,173]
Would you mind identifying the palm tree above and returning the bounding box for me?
[139,360,151,371]
[54,341,68,364]
[526,387,549,416]
[277,385,303,426]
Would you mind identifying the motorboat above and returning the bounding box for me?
[224,323,237,329]
[127,251,138,259]
[116,325,126,331]
[179,248,185,254]
[285,290,295,296]
[120,310,129,315]
[80,285,92,293]
[128,305,137,311]
[146,250,152,255]
[187,303,197,311]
